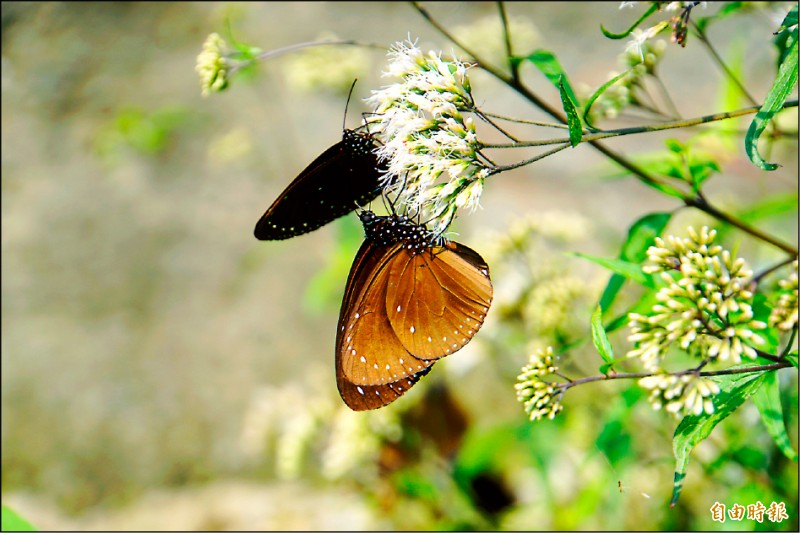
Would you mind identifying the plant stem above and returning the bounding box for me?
[480,100,799,148]
[228,39,386,76]
[560,361,793,390]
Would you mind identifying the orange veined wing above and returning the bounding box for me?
[335,240,436,410]
[385,241,493,359]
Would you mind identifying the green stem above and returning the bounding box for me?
[497,1,519,83]
[692,23,758,106]
[560,361,792,390]
[228,39,386,76]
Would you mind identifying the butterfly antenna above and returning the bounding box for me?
[343,79,358,132]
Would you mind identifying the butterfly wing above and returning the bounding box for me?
[254,131,385,240]
[336,365,434,411]
[385,241,493,359]
[336,240,435,410]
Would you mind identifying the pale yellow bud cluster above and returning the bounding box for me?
[195,33,229,97]
[627,226,766,371]
[769,260,798,332]
[515,347,563,421]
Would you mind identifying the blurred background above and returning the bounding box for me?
[2,2,797,530]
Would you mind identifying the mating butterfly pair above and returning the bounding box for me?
[255,128,493,410]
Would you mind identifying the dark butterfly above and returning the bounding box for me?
[336,210,493,411]
[254,129,387,240]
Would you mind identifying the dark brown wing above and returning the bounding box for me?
[335,240,435,410]
[385,241,493,359]
[253,131,385,240]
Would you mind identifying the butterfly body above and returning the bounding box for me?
[254,129,386,240]
[336,211,493,410]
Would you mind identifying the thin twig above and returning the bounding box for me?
[497,1,519,83]
[487,142,572,174]
[558,361,792,391]
[228,39,387,77]
[480,100,799,148]
[753,256,798,286]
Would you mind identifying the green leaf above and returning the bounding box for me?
[522,49,579,105]
[753,370,798,462]
[621,213,671,261]
[599,357,634,375]
[670,371,767,506]
[605,289,660,334]
[773,4,798,67]
[573,253,655,288]
[1,505,37,532]
[559,76,582,147]
[745,35,798,170]
[591,305,615,367]
[599,212,671,311]
[739,192,799,223]
[600,3,659,39]
[582,68,635,131]
[786,352,799,368]
[781,3,799,28]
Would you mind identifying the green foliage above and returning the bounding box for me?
[745,5,798,171]
[559,76,583,147]
[671,371,768,506]
[744,58,797,171]
[582,68,636,131]
[94,106,194,163]
[600,2,659,39]
[573,252,656,289]
[599,211,671,312]
[591,305,615,368]
[1,505,36,532]
[519,49,579,105]
[753,371,798,462]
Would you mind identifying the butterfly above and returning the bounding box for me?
[335,210,493,410]
[253,129,387,240]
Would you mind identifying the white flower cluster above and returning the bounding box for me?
[769,260,798,332]
[515,347,563,421]
[366,39,489,233]
[628,227,766,371]
[195,33,229,97]
[638,373,720,417]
